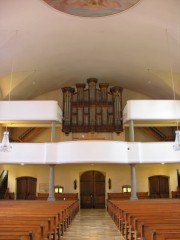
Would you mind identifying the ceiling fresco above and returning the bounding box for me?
[43,0,141,17]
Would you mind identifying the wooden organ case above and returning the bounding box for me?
[62,78,123,134]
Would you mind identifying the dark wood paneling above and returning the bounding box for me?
[80,171,105,209]
[149,175,169,198]
[16,176,37,200]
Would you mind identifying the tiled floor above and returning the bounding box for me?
[62,209,125,240]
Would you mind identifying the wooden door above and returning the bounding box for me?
[80,171,105,209]
[16,177,37,200]
[149,175,169,198]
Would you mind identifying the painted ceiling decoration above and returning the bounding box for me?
[43,0,141,17]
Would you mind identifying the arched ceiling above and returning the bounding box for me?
[0,0,180,101]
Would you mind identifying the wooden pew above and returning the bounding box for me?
[140,224,180,240]
[132,217,180,240]
[126,212,180,239]
[0,200,79,240]
[0,212,59,239]
[171,191,180,198]
[152,230,180,240]
[0,232,33,240]
[107,192,149,201]
[0,231,47,240]
[128,209,180,239]
[107,199,180,240]
[37,193,78,201]
[0,218,52,240]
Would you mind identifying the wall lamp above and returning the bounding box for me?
[74,180,77,190]
[108,178,111,190]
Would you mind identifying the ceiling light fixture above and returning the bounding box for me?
[166,29,180,151]
[174,130,180,151]
[171,70,180,151]
[0,131,12,152]
[0,31,18,152]
[170,60,180,151]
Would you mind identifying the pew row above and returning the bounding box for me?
[107,192,149,201]
[0,200,79,240]
[37,193,78,201]
[107,199,180,240]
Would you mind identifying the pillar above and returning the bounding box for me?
[129,120,138,200]
[48,164,55,201]
[130,164,138,200]
[129,120,134,143]
[48,121,56,201]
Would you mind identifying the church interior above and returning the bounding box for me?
[0,0,180,239]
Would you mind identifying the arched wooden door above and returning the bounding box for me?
[80,171,105,209]
[16,176,37,200]
[149,175,169,198]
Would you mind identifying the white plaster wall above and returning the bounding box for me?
[0,164,49,197]
[1,163,180,199]
[125,127,158,142]
[32,128,62,142]
[34,89,63,109]
[122,89,151,109]
[136,163,180,196]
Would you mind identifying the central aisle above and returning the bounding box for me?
[62,209,125,240]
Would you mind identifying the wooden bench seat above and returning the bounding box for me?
[108,200,180,233]
[0,200,79,240]
[37,193,78,201]
[0,232,33,240]
[107,192,149,201]
[127,212,180,239]
[152,230,180,240]
[107,199,180,240]
[0,231,33,240]
[140,224,180,240]
[0,214,59,239]
[0,228,42,240]
[0,219,52,239]
[127,217,180,239]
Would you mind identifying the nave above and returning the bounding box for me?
[62,209,124,240]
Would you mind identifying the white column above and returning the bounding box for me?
[129,120,134,142]
[48,121,56,201]
[129,120,138,200]
[48,164,55,201]
[130,164,138,200]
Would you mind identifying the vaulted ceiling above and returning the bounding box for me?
[0,0,180,101]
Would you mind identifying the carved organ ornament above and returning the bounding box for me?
[62,78,123,134]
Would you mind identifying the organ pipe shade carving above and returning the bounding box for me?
[61,78,123,134]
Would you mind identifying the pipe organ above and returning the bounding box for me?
[62,78,123,134]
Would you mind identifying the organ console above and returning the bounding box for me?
[62,78,123,134]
